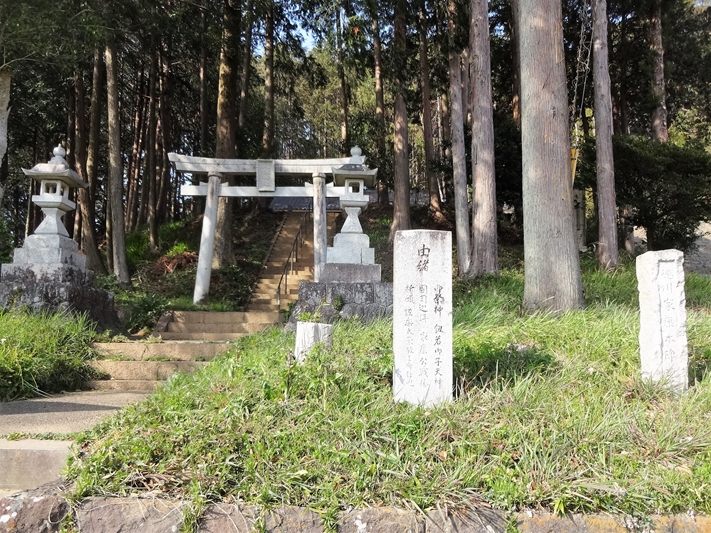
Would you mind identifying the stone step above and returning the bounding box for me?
[90,361,209,381]
[0,440,71,492]
[166,322,272,334]
[170,311,281,324]
[86,380,160,391]
[245,304,282,312]
[93,342,230,361]
[158,332,251,341]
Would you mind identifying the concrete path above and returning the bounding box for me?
[0,390,150,498]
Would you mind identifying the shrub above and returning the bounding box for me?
[580,135,711,252]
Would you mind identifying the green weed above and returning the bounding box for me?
[0,310,98,400]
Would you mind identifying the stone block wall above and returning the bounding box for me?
[287,281,393,329]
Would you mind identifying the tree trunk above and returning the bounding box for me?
[389,0,411,241]
[336,4,349,153]
[105,41,131,286]
[199,7,210,156]
[419,0,444,221]
[261,1,275,157]
[74,70,107,274]
[0,68,10,208]
[65,85,77,239]
[86,50,103,241]
[448,0,470,275]
[440,87,452,202]
[510,0,521,126]
[592,0,618,269]
[519,0,583,311]
[146,40,159,251]
[157,39,173,221]
[468,0,498,277]
[213,0,240,269]
[237,2,254,146]
[650,0,667,142]
[368,1,388,205]
[126,68,145,233]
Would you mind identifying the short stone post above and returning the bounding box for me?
[193,172,222,304]
[312,172,327,282]
[393,230,453,406]
[636,249,688,393]
[294,321,333,363]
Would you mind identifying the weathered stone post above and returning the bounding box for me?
[312,172,327,282]
[193,172,222,304]
[636,249,688,393]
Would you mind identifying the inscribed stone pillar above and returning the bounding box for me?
[636,249,688,393]
[393,230,453,406]
[193,172,221,304]
[312,173,327,282]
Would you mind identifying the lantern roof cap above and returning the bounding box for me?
[22,145,87,188]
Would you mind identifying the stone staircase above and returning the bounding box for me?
[87,210,336,391]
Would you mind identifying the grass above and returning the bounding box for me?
[0,310,98,401]
[66,257,711,527]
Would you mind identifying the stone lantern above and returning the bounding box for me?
[5,145,88,277]
[324,147,381,282]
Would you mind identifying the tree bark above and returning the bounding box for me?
[199,6,210,156]
[261,1,275,157]
[237,2,254,146]
[592,0,618,269]
[448,0,470,275]
[146,39,159,251]
[510,0,521,126]
[468,0,498,277]
[519,0,583,311]
[105,41,131,286]
[157,39,173,221]
[389,0,411,241]
[649,0,668,142]
[74,70,107,274]
[368,1,389,206]
[336,3,349,153]
[419,0,444,221]
[213,0,240,268]
[0,68,10,208]
[126,67,145,233]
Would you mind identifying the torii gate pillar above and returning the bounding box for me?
[312,173,327,282]
[194,172,221,304]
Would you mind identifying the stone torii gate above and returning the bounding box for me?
[168,148,376,304]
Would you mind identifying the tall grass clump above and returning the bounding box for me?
[67,259,711,521]
[0,310,98,401]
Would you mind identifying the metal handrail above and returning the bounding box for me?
[276,208,311,308]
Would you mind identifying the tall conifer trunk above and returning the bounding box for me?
[650,0,668,142]
[592,0,618,269]
[519,0,583,311]
[448,0,470,275]
[213,0,240,268]
[74,70,106,274]
[419,0,443,221]
[468,0,498,277]
[389,0,411,241]
[105,41,131,287]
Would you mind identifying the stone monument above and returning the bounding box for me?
[0,146,120,330]
[636,249,688,393]
[393,230,453,407]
